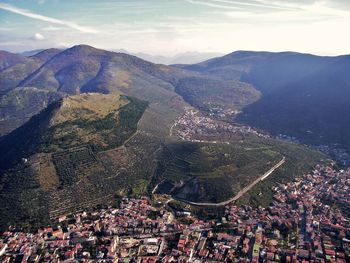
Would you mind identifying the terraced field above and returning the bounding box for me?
[155,141,282,202]
[52,146,99,186]
[0,93,149,229]
[155,138,328,204]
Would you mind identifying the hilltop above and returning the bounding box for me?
[0,92,149,228]
[0,93,148,168]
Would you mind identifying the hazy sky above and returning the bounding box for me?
[0,0,350,55]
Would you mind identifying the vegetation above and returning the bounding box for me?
[0,93,148,169]
[0,93,149,229]
[175,76,260,112]
[154,137,329,206]
[235,137,330,207]
[52,146,98,186]
[0,87,63,136]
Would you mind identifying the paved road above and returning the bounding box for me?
[173,156,286,207]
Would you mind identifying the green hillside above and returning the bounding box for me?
[154,138,328,204]
[0,93,149,229]
[0,87,63,136]
[0,93,147,169]
[175,76,261,113]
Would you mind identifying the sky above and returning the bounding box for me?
[0,0,350,56]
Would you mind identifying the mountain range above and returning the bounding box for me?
[20,48,223,65]
[129,51,224,65]
[179,51,350,155]
[0,44,345,229]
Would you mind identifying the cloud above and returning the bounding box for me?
[184,0,242,10]
[204,0,296,11]
[42,25,64,31]
[0,3,98,33]
[33,32,45,40]
[223,0,350,23]
[184,0,295,11]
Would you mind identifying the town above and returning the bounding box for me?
[171,108,269,143]
[1,164,349,262]
[171,108,350,168]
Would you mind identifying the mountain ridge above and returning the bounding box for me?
[0,45,256,137]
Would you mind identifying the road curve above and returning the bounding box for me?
[173,156,286,207]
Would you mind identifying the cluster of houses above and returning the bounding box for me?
[171,109,269,143]
[221,164,350,262]
[1,165,349,262]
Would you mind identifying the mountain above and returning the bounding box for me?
[0,51,28,71]
[0,93,151,228]
[179,51,336,85]
[0,87,63,136]
[0,49,64,135]
[179,51,350,154]
[0,93,148,169]
[0,45,254,137]
[20,49,46,57]
[0,46,329,229]
[0,48,62,93]
[0,45,184,136]
[175,76,260,114]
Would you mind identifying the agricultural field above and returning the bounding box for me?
[52,146,98,186]
[0,93,148,169]
[0,93,149,229]
[235,137,331,207]
[155,138,329,205]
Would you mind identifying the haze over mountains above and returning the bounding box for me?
[20,48,223,65]
[131,51,224,65]
[0,44,347,228]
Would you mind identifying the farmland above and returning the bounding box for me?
[154,138,328,205]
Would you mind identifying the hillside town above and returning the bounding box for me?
[1,164,349,262]
[171,109,269,143]
[172,108,350,168]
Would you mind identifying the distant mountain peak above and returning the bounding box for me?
[66,44,108,55]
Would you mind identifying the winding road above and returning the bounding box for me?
[172,156,286,207]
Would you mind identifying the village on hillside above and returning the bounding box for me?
[171,108,269,143]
